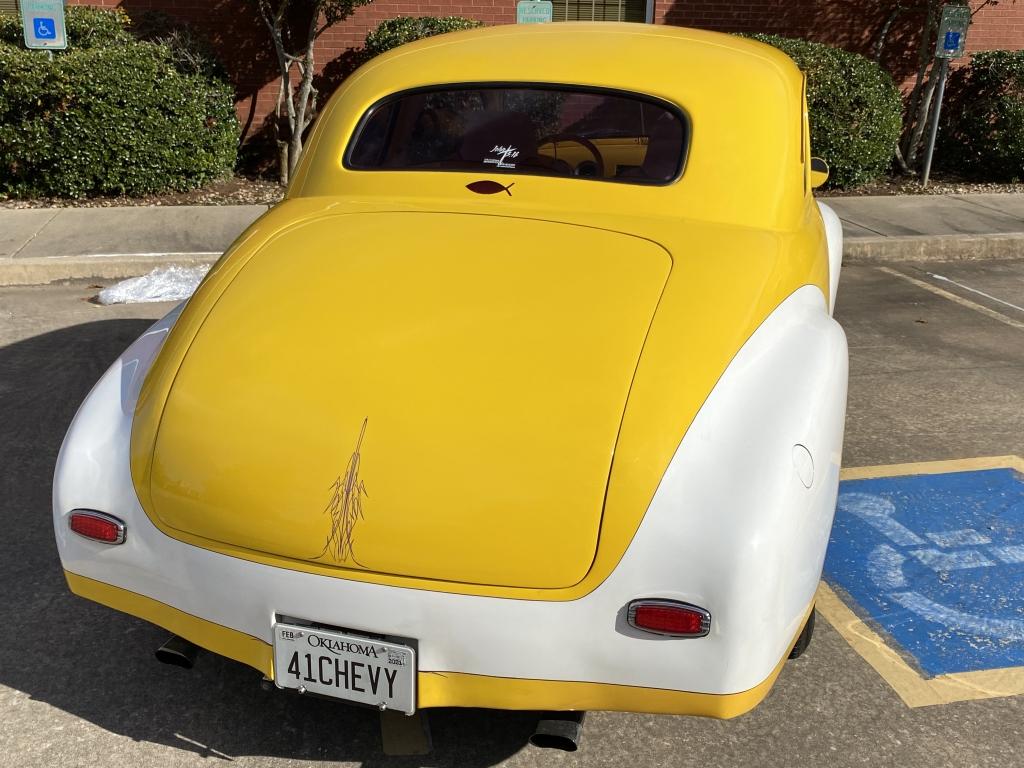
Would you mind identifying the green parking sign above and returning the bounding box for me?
[516,1,553,24]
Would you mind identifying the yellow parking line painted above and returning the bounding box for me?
[878,266,1024,331]
[841,455,1024,481]
[816,582,1024,707]
[822,455,1024,707]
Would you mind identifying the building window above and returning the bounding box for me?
[551,0,648,22]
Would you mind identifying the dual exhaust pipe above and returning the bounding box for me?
[155,634,199,669]
[530,711,586,752]
[154,635,584,751]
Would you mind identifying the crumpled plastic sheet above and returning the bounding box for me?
[97,264,211,305]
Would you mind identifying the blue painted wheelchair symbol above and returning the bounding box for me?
[944,31,961,52]
[33,18,56,40]
[825,467,1024,676]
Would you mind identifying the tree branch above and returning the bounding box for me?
[873,4,904,64]
[252,0,369,181]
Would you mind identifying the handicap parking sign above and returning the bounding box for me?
[825,465,1024,677]
[33,18,56,40]
[19,0,66,50]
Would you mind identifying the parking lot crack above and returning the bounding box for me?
[10,210,59,259]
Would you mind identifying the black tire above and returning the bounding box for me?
[789,609,815,659]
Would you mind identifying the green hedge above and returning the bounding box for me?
[0,6,132,49]
[0,8,238,199]
[364,16,483,58]
[746,34,902,188]
[0,41,238,198]
[941,51,1024,181]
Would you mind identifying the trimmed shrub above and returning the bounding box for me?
[746,34,902,188]
[364,16,483,58]
[0,6,132,49]
[941,51,1024,181]
[0,41,238,198]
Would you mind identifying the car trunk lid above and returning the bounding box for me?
[145,211,671,589]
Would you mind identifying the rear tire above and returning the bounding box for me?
[788,609,815,659]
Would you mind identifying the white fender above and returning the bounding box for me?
[818,201,844,314]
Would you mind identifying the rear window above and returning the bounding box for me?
[346,85,687,185]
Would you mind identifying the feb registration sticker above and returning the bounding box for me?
[273,622,416,714]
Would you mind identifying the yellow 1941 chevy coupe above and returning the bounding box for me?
[54,22,847,747]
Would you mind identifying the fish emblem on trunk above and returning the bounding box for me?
[466,180,515,196]
[318,418,369,564]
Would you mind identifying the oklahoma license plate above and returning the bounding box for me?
[272,622,416,714]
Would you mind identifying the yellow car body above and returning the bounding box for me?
[55,23,847,718]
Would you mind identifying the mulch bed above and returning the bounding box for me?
[820,171,1024,197]
[0,175,285,209]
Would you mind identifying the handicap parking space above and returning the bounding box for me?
[825,459,1024,683]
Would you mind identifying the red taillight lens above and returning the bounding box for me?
[69,511,125,544]
[627,600,710,637]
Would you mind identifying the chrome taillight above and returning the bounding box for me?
[626,599,711,637]
[69,510,126,544]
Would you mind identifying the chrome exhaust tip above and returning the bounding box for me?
[529,711,585,751]
[155,635,199,669]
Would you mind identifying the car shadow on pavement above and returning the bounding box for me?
[0,319,537,766]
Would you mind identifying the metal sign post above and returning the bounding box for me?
[20,0,67,51]
[921,4,970,187]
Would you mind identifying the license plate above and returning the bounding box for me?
[272,622,416,714]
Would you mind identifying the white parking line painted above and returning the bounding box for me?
[868,544,907,589]
[889,591,1024,642]
[990,544,1024,564]
[925,529,992,547]
[927,272,1024,314]
[838,492,925,545]
[909,548,995,570]
[878,266,1024,331]
[43,251,222,260]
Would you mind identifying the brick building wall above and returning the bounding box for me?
[68,0,1024,145]
[654,0,1024,90]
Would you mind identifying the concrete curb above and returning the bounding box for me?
[0,254,215,286]
[2,230,1023,287]
[842,233,1024,264]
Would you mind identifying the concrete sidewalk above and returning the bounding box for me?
[0,205,268,285]
[1,194,1022,285]
[827,193,1024,263]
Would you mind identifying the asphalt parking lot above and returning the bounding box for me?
[1,259,1022,767]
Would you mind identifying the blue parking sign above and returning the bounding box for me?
[944,31,961,52]
[20,0,66,50]
[33,18,56,40]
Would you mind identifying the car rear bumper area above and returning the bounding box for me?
[61,565,794,718]
[53,286,844,716]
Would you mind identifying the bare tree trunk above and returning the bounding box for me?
[901,1,939,162]
[255,1,356,183]
[257,0,295,184]
[288,14,319,179]
[274,76,290,185]
[278,142,290,185]
[873,4,903,64]
[894,144,911,175]
[906,65,939,166]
